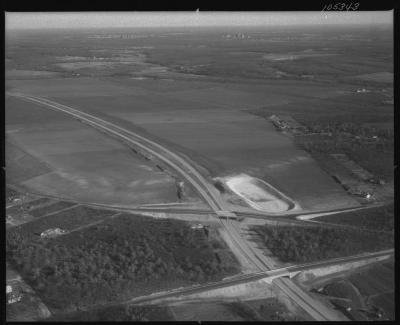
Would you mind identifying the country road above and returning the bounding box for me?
[7,92,356,321]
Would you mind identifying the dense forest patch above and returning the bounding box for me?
[6,214,239,311]
[252,224,393,263]
[316,204,394,232]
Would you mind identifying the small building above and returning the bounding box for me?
[269,115,305,134]
[40,228,67,238]
[6,215,13,224]
[356,88,370,93]
[191,223,204,230]
[6,285,22,304]
[353,191,373,200]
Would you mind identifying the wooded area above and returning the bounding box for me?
[6,214,239,310]
[253,224,393,263]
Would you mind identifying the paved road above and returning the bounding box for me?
[91,249,395,308]
[8,93,356,321]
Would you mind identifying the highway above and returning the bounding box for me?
[125,249,394,304]
[7,93,364,321]
[71,249,395,310]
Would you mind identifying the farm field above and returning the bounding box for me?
[6,96,178,207]
[28,201,77,218]
[6,25,392,212]
[7,76,360,211]
[9,205,115,240]
[7,197,55,214]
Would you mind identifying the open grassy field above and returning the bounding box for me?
[47,304,174,321]
[7,197,55,213]
[6,96,178,207]
[28,201,77,218]
[7,205,115,241]
[169,298,299,321]
[6,25,392,212]
[6,139,52,183]
[7,76,360,211]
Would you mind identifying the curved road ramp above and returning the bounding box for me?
[224,174,299,213]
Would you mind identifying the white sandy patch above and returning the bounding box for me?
[97,177,111,187]
[56,170,89,188]
[224,174,291,213]
[138,164,154,171]
[144,178,168,186]
[128,180,141,187]
[266,156,310,169]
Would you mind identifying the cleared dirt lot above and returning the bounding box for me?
[6,96,177,207]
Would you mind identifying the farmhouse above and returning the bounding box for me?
[6,285,22,304]
[270,115,306,134]
[40,228,67,238]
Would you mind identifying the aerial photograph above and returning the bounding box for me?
[5,10,394,321]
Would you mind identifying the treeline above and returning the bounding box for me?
[295,134,393,181]
[253,225,393,263]
[6,215,238,310]
[317,203,394,232]
[304,120,393,139]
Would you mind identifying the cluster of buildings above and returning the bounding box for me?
[269,115,306,135]
[40,228,67,238]
[331,154,384,185]
[7,284,22,304]
[330,154,382,200]
[223,33,251,39]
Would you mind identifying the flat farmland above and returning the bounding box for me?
[6,96,177,207]
[28,201,77,218]
[7,25,390,212]
[8,77,359,211]
[8,205,115,241]
[6,139,52,183]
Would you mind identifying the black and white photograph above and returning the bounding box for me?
[4,8,395,322]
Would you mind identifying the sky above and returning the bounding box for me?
[6,11,393,30]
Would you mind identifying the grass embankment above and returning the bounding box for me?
[47,304,173,321]
[6,213,239,311]
[252,224,393,263]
